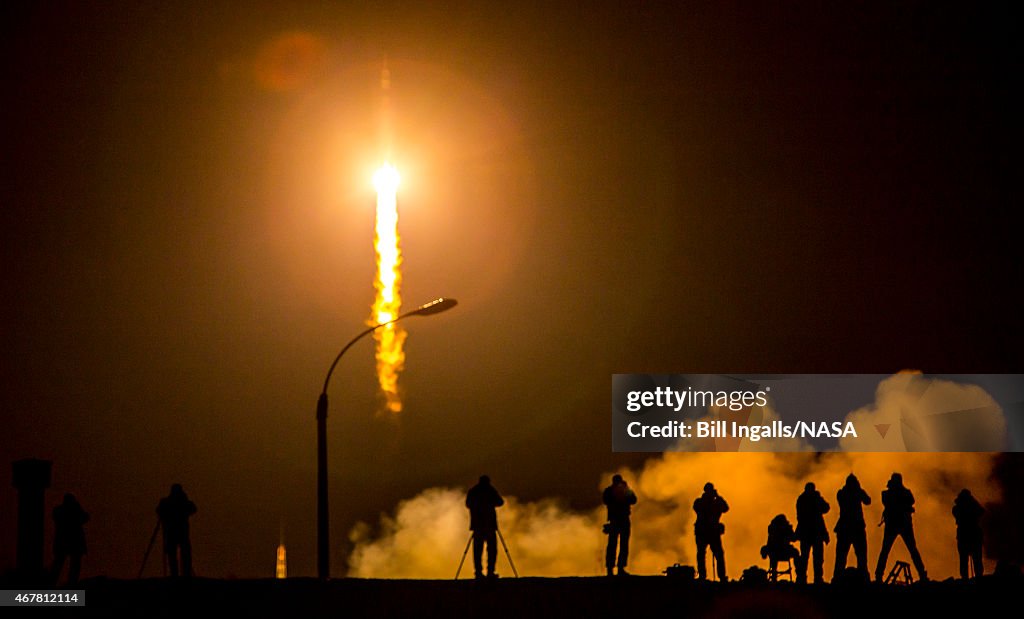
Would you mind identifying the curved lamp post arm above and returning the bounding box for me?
[315,296,456,579]
[319,297,457,397]
[320,322,390,397]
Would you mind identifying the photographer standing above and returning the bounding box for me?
[795,482,830,584]
[952,488,984,579]
[602,474,637,576]
[693,482,729,581]
[874,473,928,582]
[833,473,871,580]
[466,475,505,579]
[157,484,197,578]
[51,493,89,585]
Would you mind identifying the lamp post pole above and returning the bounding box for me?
[316,297,457,579]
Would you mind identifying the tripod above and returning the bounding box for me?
[138,519,165,578]
[885,560,914,585]
[455,528,519,579]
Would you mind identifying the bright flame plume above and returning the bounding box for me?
[371,163,406,413]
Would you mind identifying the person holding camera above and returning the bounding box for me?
[952,488,984,579]
[874,472,928,582]
[761,513,802,581]
[693,482,729,581]
[833,473,871,580]
[795,482,831,584]
[602,474,637,576]
[465,475,505,579]
[51,493,89,585]
[157,483,197,578]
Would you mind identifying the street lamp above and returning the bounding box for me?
[316,296,458,579]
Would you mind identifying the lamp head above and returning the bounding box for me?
[411,297,458,316]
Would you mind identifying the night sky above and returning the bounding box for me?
[2,2,1020,578]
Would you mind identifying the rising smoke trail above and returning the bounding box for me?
[371,162,406,414]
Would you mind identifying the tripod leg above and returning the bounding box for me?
[455,533,473,580]
[138,520,161,578]
[497,528,519,578]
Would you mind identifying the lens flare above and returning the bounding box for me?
[371,162,406,413]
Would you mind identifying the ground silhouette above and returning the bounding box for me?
[2,573,1012,618]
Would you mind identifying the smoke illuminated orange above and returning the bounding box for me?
[371,162,406,413]
[349,452,1003,579]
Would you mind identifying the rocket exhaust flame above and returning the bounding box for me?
[372,163,406,413]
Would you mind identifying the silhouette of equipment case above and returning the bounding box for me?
[664,564,695,579]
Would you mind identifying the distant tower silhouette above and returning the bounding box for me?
[12,459,52,577]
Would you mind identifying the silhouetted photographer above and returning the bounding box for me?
[795,482,830,584]
[693,482,729,581]
[761,513,802,582]
[51,493,89,586]
[465,475,505,579]
[833,473,871,580]
[952,488,984,579]
[602,474,637,576]
[875,473,927,582]
[157,484,197,578]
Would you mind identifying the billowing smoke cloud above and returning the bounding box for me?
[348,376,1005,579]
[840,373,1007,451]
[348,489,606,578]
[348,453,998,579]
